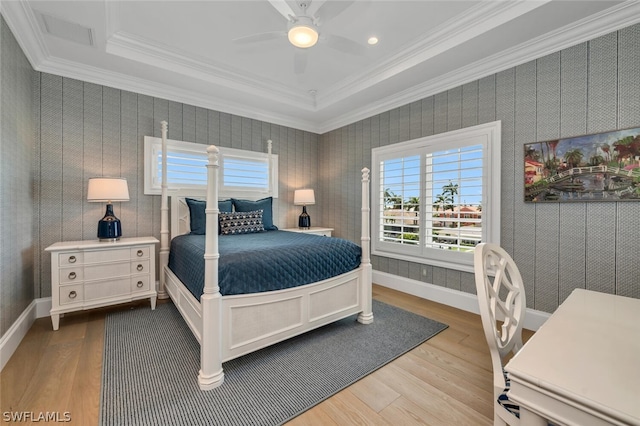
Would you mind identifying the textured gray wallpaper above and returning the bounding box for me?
[34,77,320,299]
[320,24,640,313]
[3,18,640,340]
[0,16,37,336]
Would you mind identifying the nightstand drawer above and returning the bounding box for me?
[85,247,130,264]
[85,277,131,301]
[59,285,83,305]
[85,261,130,281]
[131,260,150,274]
[60,268,84,284]
[132,275,150,293]
[131,246,150,259]
[59,252,83,266]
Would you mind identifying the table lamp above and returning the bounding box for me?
[87,177,130,241]
[294,189,315,229]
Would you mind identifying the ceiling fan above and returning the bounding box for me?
[233,0,365,74]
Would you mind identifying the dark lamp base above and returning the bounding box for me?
[98,204,123,241]
[298,205,311,229]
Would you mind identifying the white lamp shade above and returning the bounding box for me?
[87,177,130,202]
[294,189,315,205]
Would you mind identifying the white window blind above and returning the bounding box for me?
[424,144,483,252]
[144,136,278,198]
[372,121,501,272]
[222,155,269,190]
[380,155,421,245]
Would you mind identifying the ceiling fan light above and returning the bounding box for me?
[288,24,318,48]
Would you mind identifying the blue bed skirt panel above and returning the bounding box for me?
[168,231,362,298]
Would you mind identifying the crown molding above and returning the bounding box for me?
[4,0,640,136]
[105,31,315,111]
[0,0,49,69]
[316,0,550,109]
[36,55,320,133]
[316,1,640,134]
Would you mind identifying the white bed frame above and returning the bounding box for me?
[157,121,373,390]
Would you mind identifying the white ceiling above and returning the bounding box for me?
[3,0,639,133]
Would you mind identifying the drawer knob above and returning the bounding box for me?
[137,264,144,271]
[68,272,77,280]
[68,255,77,263]
[69,290,77,299]
[137,281,144,288]
[137,250,144,257]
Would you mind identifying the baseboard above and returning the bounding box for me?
[0,297,52,372]
[373,270,550,331]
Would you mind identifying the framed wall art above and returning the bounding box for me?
[524,127,640,202]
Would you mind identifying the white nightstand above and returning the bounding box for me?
[45,236,159,330]
[282,227,333,237]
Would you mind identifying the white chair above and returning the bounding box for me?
[474,243,526,426]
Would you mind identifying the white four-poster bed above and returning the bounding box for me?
[156,121,374,390]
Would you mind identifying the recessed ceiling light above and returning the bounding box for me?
[367,36,379,45]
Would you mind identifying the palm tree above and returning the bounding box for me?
[564,149,583,168]
[433,182,459,228]
[441,182,459,212]
[383,188,403,210]
[405,196,420,225]
[406,196,420,211]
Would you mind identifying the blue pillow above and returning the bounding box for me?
[232,197,278,230]
[185,198,233,235]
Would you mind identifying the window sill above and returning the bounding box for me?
[372,248,475,273]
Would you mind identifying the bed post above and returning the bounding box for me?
[198,145,224,390]
[358,167,374,324]
[158,120,169,299]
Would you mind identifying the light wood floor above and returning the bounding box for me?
[1,285,533,425]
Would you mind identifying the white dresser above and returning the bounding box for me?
[282,227,333,237]
[46,237,159,330]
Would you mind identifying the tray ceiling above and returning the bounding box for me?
[2,0,638,133]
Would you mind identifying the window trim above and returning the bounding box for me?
[371,121,501,273]
[144,136,278,199]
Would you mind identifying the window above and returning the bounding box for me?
[144,136,278,199]
[372,121,501,272]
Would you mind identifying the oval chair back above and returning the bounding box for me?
[474,243,526,426]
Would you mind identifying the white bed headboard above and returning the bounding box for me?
[170,196,202,239]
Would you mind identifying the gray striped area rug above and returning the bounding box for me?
[100,299,447,425]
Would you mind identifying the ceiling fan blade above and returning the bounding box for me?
[314,0,354,24]
[305,0,327,17]
[233,31,286,45]
[294,51,308,75]
[267,0,297,20]
[324,34,365,56]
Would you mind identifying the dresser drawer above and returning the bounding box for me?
[131,260,150,274]
[85,277,131,301]
[131,246,150,259]
[85,261,130,281]
[84,247,130,264]
[59,285,83,305]
[46,237,158,330]
[60,268,84,284]
[59,252,83,266]
[131,275,150,293]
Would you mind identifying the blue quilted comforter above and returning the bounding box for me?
[168,231,362,298]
